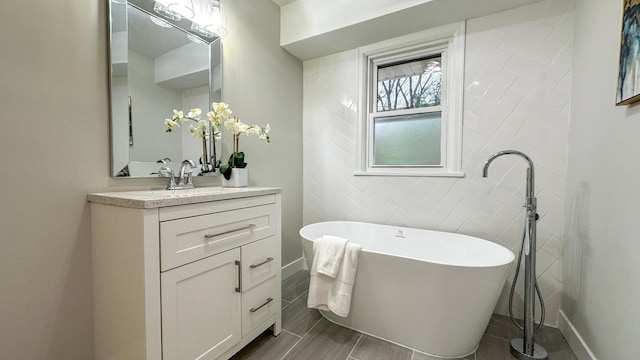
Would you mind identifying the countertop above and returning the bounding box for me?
[87,186,282,209]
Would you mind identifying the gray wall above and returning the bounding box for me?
[0,0,302,358]
[221,0,304,268]
[563,0,640,358]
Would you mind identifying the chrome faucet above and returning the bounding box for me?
[157,166,178,189]
[483,150,535,210]
[482,150,548,360]
[154,160,197,190]
[177,159,197,189]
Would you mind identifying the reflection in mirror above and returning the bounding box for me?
[109,0,222,178]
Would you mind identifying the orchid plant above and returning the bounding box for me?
[220,114,271,180]
[163,102,271,179]
[164,103,225,173]
[164,105,223,140]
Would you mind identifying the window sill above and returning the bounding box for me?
[353,170,465,178]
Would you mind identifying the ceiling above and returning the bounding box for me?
[274,0,547,60]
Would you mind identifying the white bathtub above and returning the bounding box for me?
[300,221,514,358]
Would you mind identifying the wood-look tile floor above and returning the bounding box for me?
[231,271,577,360]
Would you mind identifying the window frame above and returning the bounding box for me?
[355,22,465,177]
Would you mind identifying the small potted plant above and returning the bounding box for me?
[164,102,270,186]
[219,114,270,187]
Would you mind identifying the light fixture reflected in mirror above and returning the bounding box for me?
[187,33,207,44]
[155,0,196,20]
[153,1,181,21]
[154,0,227,38]
[150,15,172,28]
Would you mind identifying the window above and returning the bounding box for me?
[356,22,465,177]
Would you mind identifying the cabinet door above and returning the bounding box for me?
[161,249,241,360]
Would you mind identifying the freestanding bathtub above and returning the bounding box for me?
[300,221,514,358]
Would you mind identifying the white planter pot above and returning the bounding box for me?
[222,168,248,187]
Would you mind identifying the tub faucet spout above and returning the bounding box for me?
[482,150,535,209]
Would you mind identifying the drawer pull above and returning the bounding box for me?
[249,297,274,313]
[235,260,242,293]
[204,224,256,239]
[249,257,274,269]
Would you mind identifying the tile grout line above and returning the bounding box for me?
[281,329,303,339]
[279,316,323,360]
[278,333,304,360]
[301,316,323,337]
[281,300,293,312]
[288,290,309,305]
[281,286,308,312]
[345,333,364,360]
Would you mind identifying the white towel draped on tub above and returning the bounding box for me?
[314,235,348,278]
[307,236,362,317]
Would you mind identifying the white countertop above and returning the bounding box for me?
[87,187,282,209]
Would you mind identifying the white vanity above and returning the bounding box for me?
[88,187,282,360]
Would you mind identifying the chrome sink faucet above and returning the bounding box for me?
[155,160,197,190]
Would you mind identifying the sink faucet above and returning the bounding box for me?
[178,159,197,188]
[153,160,197,190]
[157,167,178,189]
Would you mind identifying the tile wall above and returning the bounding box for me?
[302,0,574,325]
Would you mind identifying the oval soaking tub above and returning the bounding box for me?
[299,221,514,358]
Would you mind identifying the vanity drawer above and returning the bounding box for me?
[241,236,280,291]
[241,276,278,337]
[160,204,276,271]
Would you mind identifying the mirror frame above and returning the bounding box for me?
[107,0,222,178]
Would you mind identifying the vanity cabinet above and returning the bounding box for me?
[89,188,282,360]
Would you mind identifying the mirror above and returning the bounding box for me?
[109,0,222,177]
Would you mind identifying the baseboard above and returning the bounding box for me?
[281,256,306,280]
[558,310,597,360]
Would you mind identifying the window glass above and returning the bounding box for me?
[376,56,441,112]
[373,112,442,166]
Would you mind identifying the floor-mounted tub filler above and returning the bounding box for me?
[483,150,549,360]
[300,221,515,358]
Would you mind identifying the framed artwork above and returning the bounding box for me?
[617,0,640,105]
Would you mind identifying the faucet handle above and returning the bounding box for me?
[181,159,197,171]
[178,160,197,188]
[158,167,177,189]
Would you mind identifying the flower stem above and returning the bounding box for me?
[233,133,239,168]
[201,136,209,171]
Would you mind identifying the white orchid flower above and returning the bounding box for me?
[187,108,202,118]
[172,109,185,121]
[207,111,222,126]
[224,117,244,134]
[212,102,232,118]
[189,124,204,138]
[239,123,251,135]
[259,127,270,142]
[165,118,180,128]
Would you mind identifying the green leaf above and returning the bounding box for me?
[220,164,232,180]
[233,152,247,168]
[220,152,247,180]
